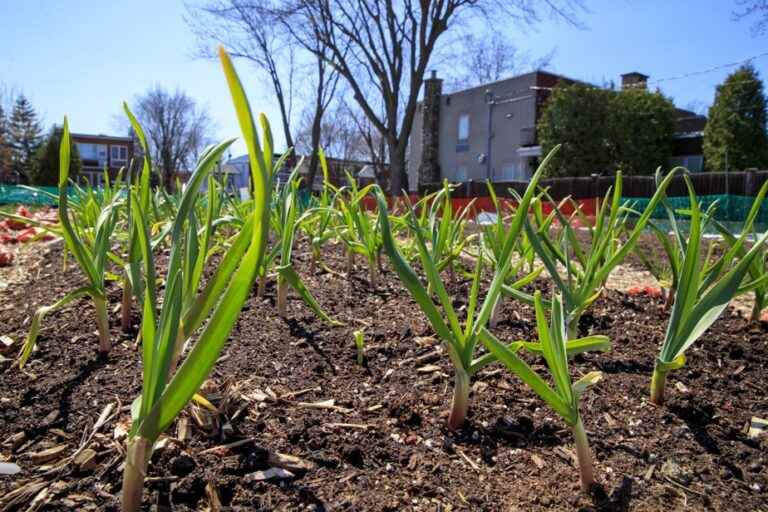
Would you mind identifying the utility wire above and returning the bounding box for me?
[622,51,768,89]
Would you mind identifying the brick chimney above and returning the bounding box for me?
[418,70,442,186]
[621,72,649,90]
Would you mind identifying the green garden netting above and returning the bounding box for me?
[622,194,768,223]
[0,185,62,206]
[622,194,768,233]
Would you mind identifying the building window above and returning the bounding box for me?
[77,143,108,168]
[111,145,128,165]
[456,113,470,152]
[669,155,704,172]
[458,114,470,141]
[497,162,521,181]
[455,165,468,182]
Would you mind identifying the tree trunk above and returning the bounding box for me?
[304,58,325,192]
[305,115,322,192]
[387,139,408,196]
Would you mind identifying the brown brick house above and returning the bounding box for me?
[409,70,707,190]
[70,133,134,186]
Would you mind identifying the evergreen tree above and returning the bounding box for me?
[8,94,43,181]
[30,126,81,186]
[610,88,676,175]
[0,104,13,182]
[538,84,676,177]
[704,64,768,171]
[538,84,614,177]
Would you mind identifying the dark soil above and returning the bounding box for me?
[1,239,768,511]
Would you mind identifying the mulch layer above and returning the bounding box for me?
[1,239,767,511]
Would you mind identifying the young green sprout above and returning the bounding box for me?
[415,180,476,288]
[650,175,768,405]
[631,170,731,310]
[336,173,381,286]
[17,119,120,367]
[300,148,342,274]
[120,48,272,511]
[520,170,679,339]
[121,102,154,333]
[480,184,553,328]
[273,164,341,325]
[481,291,609,493]
[376,148,607,430]
[353,329,365,366]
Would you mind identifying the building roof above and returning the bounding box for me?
[621,71,649,79]
[674,108,707,135]
[442,69,593,99]
[70,132,133,143]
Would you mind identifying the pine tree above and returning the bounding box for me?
[9,94,43,181]
[0,104,13,182]
[704,64,768,171]
[30,126,82,186]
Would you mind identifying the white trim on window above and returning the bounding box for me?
[111,145,128,165]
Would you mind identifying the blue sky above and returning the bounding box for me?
[1,0,765,155]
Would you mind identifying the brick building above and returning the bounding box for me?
[409,70,707,190]
[70,133,134,186]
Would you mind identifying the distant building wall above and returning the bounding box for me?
[71,133,134,187]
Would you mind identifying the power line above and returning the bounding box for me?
[623,51,768,88]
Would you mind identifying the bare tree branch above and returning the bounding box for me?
[125,86,214,191]
[733,0,768,36]
[273,0,582,194]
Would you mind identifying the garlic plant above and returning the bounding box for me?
[121,48,272,511]
[18,118,120,367]
[481,291,609,492]
[520,170,679,338]
[376,148,609,430]
[650,175,768,405]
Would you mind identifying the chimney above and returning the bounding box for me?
[621,72,649,90]
[418,70,442,186]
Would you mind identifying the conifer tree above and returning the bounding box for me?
[0,104,13,182]
[31,126,82,186]
[9,94,43,181]
[704,64,768,171]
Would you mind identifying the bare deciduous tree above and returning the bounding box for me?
[295,97,387,185]
[129,86,214,191]
[188,0,298,151]
[275,0,583,195]
[734,0,768,35]
[445,31,555,91]
[188,0,341,189]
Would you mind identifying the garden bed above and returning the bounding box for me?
[1,239,767,511]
